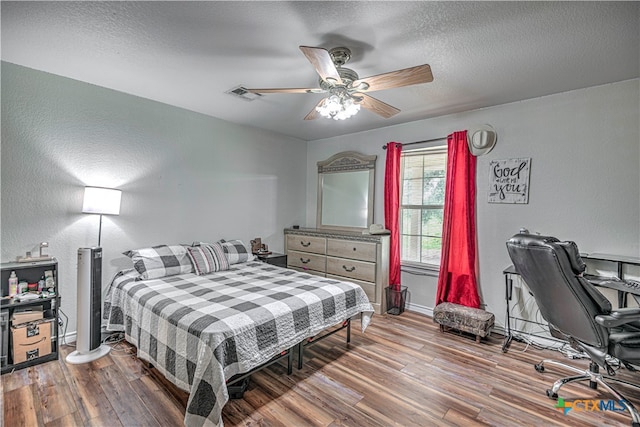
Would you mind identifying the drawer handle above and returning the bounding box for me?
[300,241,311,247]
[353,247,357,251]
[300,258,311,264]
[343,265,356,272]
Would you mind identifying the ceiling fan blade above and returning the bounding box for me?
[303,99,324,120]
[246,88,324,94]
[299,46,343,85]
[353,64,433,92]
[356,93,400,118]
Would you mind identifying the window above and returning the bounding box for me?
[400,148,447,267]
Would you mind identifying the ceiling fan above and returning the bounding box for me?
[246,46,433,121]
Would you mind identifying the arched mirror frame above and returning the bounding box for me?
[317,151,377,232]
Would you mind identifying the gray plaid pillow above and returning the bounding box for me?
[124,244,194,279]
[221,240,255,264]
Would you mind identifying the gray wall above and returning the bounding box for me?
[306,79,640,327]
[1,62,308,337]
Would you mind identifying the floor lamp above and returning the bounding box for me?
[66,186,121,364]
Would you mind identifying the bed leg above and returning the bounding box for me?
[346,319,351,344]
[287,346,294,375]
[297,341,304,369]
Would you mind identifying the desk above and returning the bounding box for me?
[582,253,640,308]
[502,253,640,353]
[501,265,558,352]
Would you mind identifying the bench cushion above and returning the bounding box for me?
[433,302,495,338]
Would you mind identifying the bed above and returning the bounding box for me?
[104,247,374,427]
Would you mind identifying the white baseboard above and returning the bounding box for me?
[61,331,77,344]
[405,302,433,317]
[60,324,113,345]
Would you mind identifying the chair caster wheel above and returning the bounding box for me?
[535,363,545,373]
[546,389,558,399]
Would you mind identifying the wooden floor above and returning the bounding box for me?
[4,310,640,426]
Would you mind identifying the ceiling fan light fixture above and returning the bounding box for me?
[315,95,361,120]
[247,45,432,121]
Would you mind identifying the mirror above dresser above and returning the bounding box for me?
[316,151,376,231]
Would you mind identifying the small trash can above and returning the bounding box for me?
[386,286,408,315]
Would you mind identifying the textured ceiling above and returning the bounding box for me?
[2,1,638,141]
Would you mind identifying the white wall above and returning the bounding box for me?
[1,62,308,337]
[306,79,640,327]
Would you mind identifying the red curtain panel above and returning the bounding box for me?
[436,131,481,308]
[384,142,403,290]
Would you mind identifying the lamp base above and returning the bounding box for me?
[65,344,111,364]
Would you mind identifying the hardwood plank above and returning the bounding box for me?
[44,410,85,427]
[249,371,336,426]
[221,393,267,426]
[92,363,161,427]
[33,365,78,424]
[57,346,120,424]
[109,342,148,382]
[443,408,491,426]
[1,365,32,393]
[4,384,43,427]
[240,386,308,426]
[128,375,187,426]
[259,365,388,427]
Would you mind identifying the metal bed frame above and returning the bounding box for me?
[143,317,354,408]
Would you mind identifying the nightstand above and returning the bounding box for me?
[257,252,287,268]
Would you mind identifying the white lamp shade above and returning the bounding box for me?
[82,187,121,215]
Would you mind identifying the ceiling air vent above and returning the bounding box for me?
[225,86,262,101]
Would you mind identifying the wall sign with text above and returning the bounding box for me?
[488,158,531,204]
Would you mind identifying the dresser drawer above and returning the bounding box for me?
[287,250,326,272]
[327,239,377,262]
[326,274,376,302]
[286,235,326,255]
[326,256,375,283]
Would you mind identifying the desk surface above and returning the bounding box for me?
[503,265,518,274]
[582,253,640,265]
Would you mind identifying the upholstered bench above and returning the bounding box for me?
[433,302,495,343]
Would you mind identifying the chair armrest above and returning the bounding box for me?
[595,308,640,327]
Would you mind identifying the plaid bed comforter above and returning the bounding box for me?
[104,261,374,427]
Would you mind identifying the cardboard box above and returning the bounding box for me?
[12,319,52,364]
[11,307,43,325]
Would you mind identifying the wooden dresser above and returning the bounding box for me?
[284,228,389,314]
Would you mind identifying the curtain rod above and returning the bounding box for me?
[382,136,447,150]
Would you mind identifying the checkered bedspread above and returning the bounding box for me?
[104,261,374,427]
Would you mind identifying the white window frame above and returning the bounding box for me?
[399,146,447,273]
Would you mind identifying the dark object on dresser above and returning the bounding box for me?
[507,233,640,426]
[258,252,287,268]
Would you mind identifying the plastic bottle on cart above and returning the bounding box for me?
[8,271,18,296]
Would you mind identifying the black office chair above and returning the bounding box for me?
[506,233,640,426]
